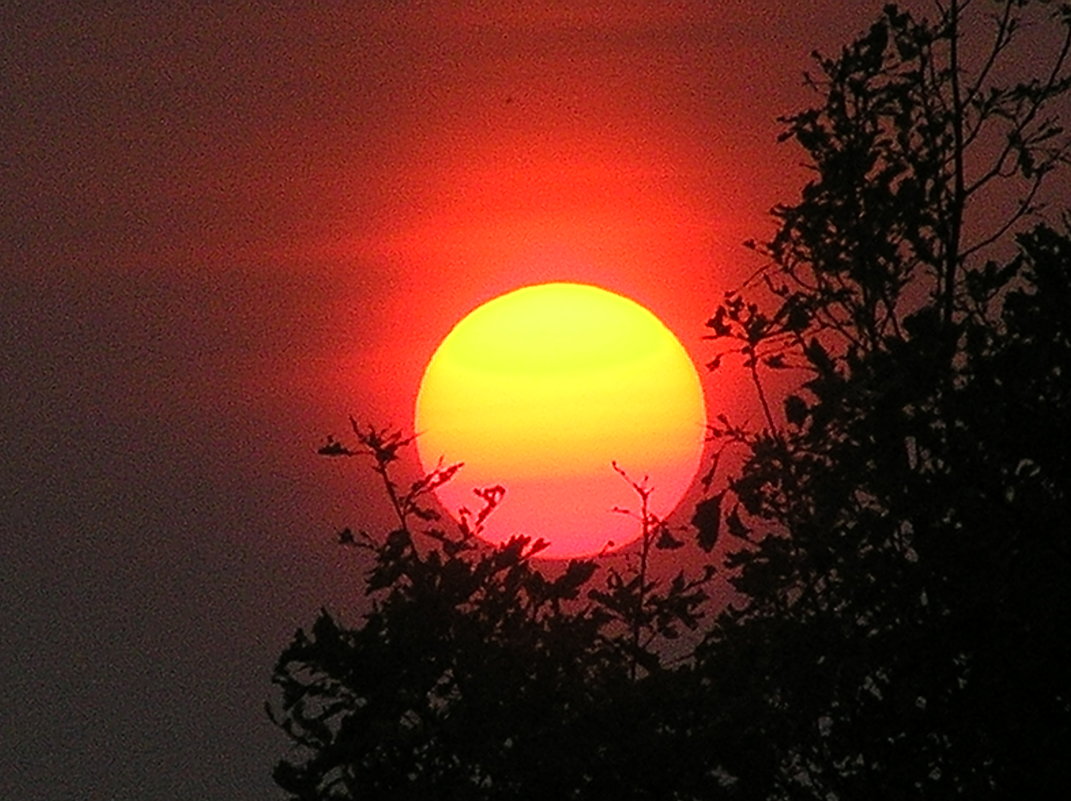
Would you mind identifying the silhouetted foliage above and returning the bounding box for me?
[271,421,713,799]
[272,3,1071,798]
[697,1,1071,796]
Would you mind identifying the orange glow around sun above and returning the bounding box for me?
[415,282,706,559]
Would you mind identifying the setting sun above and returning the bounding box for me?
[414,282,706,558]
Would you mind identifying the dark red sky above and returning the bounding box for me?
[0,1,1003,798]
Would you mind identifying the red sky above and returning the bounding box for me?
[5,1,1043,798]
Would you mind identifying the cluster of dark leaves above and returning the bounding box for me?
[692,2,1071,794]
[697,224,1071,800]
[274,419,720,800]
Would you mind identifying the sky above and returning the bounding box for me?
[0,1,1030,798]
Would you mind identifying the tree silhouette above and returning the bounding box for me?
[270,3,1071,798]
[270,424,710,799]
[696,2,1071,796]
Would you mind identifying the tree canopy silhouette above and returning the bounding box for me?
[270,2,1071,798]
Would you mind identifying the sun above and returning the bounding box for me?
[414,282,706,559]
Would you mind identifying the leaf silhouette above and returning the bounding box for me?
[692,492,724,553]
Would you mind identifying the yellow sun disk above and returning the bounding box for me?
[415,283,705,557]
